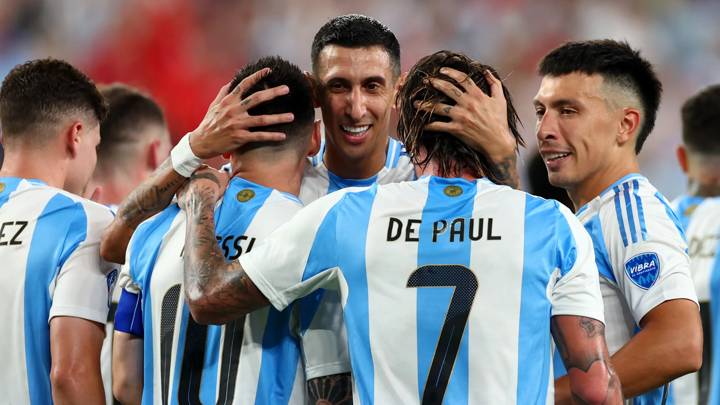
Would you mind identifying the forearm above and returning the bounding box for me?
[101,158,186,263]
[307,373,353,405]
[182,176,267,324]
[487,149,519,189]
[112,332,143,405]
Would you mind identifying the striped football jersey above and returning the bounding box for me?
[0,177,117,404]
[115,177,349,404]
[240,176,605,404]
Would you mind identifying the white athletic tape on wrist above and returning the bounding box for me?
[170,134,202,177]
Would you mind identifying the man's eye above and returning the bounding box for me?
[534,109,545,118]
[560,108,576,115]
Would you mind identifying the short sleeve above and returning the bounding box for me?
[240,191,348,311]
[49,203,117,325]
[551,205,605,323]
[611,196,697,322]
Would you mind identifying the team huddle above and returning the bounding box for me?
[2,13,719,405]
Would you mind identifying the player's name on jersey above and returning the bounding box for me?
[386,216,502,243]
[0,220,28,246]
[688,233,719,259]
[179,233,257,259]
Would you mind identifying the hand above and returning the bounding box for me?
[177,166,229,210]
[417,67,517,161]
[188,68,294,159]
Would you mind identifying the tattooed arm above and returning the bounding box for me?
[307,373,353,405]
[100,67,293,264]
[417,67,520,188]
[552,315,622,405]
[180,168,269,324]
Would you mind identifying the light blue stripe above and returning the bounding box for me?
[255,307,299,404]
[131,205,180,405]
[384,137,396,168]
[24,193,87,404]
[632,180,647,241]
[583,215,616,284]
[623,183,638,244]
[327,171,378,194]
[613,187,629,247]
[200,325,221,403]
[654,192,687,242]
[335,187,377,404]
[170,308,191,405]
[709,232,720,405]
[416,177,475,404]
[519,196,560,404]
[0,177,23,208]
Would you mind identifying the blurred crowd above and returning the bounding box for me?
[1,0,719,197]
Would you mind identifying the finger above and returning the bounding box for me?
[428,77,465,103]
[235,131,286,143]
[229,67,272,98]
[211,82,232,106]
[239,85,290,110]
[440,67,482,96]
[424,121,459,134]
[483,69,505,100]
[414,100,455,117]
[240,113,295,129]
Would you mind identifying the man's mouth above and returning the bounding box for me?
[341,125,371,137]
[545,152,571,163]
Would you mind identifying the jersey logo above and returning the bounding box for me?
[0,182,5,193]
[444,185,463,197]
[236,189,255,202]
[624,252,660,289]
[684,204,698,218]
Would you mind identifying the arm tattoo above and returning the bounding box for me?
[307,373,353,405]
[118,158,185,227]
[492,153,519,189]
[183,184,265,322]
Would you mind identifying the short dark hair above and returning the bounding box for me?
[230,56,314,151]
[95,83,167,174]
[311,14,401,77]
[681,84,720,155]
[538,40,662,154]
[397,50,523,182]
[0,59,107,143]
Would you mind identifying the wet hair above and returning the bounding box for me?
[397,50,523,182]
[681,84,720,155]
[229,56,315,152]
[311,14,401,77]
[95,83,167,173]
[538,39,662,154]
[0,58,106,143]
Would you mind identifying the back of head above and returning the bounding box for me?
[95,83,168,176]
[311,14,401,78]
[229,56,314,156]
[0,58,106,146]
[397,50,523,182]
[538,39,662,154]
[681,84,720,155]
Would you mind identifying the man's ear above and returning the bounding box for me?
[393,71,409,111]
[618,107,641,148]
[676,145,689,174]
[65,121,83,158]
[146,139,163,170]
[307,120,322,157]
[304,71,321,108]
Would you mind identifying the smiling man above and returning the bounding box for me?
[532,40,702,404]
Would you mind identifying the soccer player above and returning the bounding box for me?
[179,50,622,405]
[87,83,172,208]
[671,84,720,405]
[0,59,116,403]
[112,57,351,404]
[532,40,702,403]
[301,14,519,203]
[683,197,720,405]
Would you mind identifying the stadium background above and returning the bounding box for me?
[1,0,719,198]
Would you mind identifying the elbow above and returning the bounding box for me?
[50,363,92,400]
[677,329,703,374]
[185,286,249,325]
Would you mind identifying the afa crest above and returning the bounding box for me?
[444,185,463,197]
[237,189,255,203]
[0,183,5,193]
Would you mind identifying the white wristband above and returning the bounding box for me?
[170,134,202,177]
